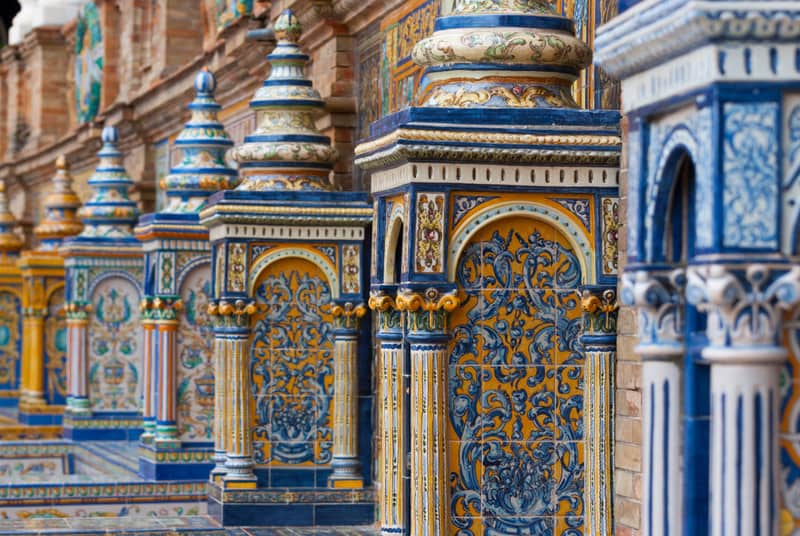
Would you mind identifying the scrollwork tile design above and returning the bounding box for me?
[723,102,779,249]
[0,292,21,391]
[250,259,335,467]
[448,216,584,535]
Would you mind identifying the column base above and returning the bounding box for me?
[17,401,64,425]
[328,477,365,489]
[208,481,375,526]
[154,438,182,450]
[63,412,142,441]
[137,443,215,480]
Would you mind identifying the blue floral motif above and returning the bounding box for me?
[550,198,591,230]
[449,225,584,534]
[250,270,334,465]
[453,195,499,226]
[723,102,778,249]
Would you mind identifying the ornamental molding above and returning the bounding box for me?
[686,264,800,360]
[596,1,800,79]
[621,268,685,356]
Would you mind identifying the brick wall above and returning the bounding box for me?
[615,113,642,536]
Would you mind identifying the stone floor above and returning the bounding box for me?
[0,514,380,535]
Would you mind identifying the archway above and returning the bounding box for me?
[447,214,584,534]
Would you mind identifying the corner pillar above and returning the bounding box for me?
[328,301,366,488]
[397,287,459,536]
[210,299,257,489]
[687,264,800,536]
[65,302,91,416]
[580,287,620,536]
[140,299,156,443]
[369,289,406,535]
[154,297,182,449]
[622,268,686,536]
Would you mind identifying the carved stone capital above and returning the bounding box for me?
[621,268,686,356]
[208,299,257,330]
[368,290,402,333]
[396,287,460,334]
[580,287,619,336]
[687,264,800,363]
[331,301,366,330]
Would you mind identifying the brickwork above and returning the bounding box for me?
[615,114,642,536]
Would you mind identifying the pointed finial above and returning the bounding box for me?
[229,9,336,191]
[161,69,238,213]
[274,9,301,43]
[0,179,23,260]
[34,154,83,250]
[75,124,140,240]
[412,0,591,108]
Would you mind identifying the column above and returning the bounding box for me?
[687,264,800,536]
[65,302,91,416]
[329,302,366,488]
[140,300,156,443]
[21,276,46,406]
[397,288,459,536]
[622,269,685,536]
[580,287,619,536]
[213,299,257,488]
[154,298,182,448]
[369,290,406,535]
[209,304,228,482]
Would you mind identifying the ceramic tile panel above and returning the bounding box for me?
[0,291,21,394]
[251,258,335,469]
[448,215,585,535]
[44,287,68,405]
[87,278,142,412]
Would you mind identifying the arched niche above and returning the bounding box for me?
[248,252,337,468]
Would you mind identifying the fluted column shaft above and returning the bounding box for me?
[140,304,156,443]
[329,302,366,488]
[210,300,257,489]
[22,310,45,404]
[687,264,800,536]
[623,269,685,536]
[155,318,179,445]
[580,288,619,536]
[397,288,459,536]
[210,317,228,481]
[65,303,91,416]
[370,292,406,535]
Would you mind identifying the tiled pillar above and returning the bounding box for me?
[140,301,156,443]
[580,287,619,536]
[329,302,366,488]
[687,265,800,536]
[369,290,406,535]
[154,298,182,448]
[622,269,685,536]
[21,308,46,405]
[210,299,257,489]
[210,306,228,482]
[397,288,459,536]
[65,302,91,416]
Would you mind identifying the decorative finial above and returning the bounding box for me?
[34,154,83,250]
[161,69,238,213]
[412,0,591,108]
[229,9,337,191]
[75,125,140,239]
[0,179,23,261]
[274,9,301,43]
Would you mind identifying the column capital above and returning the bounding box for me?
[208,299,256,330]
[331,301,366,331]
[687,264,800,363]
[65,301,92,321]
[580,286,619,337]
[142,296,183,322]
[621,267,685,357]
[396,287,460,335]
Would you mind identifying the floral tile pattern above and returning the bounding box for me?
[448,216,585,535]
[250,258,335,467]
[177,265,215,442]
[88,279,141,411]
[0,291,21,393]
